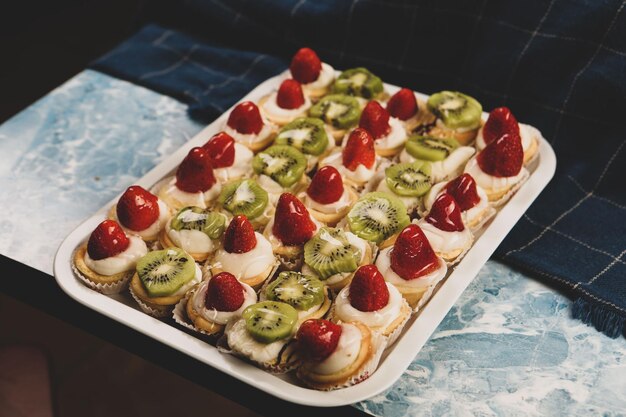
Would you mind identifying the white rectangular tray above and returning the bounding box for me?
[54,71,556,407]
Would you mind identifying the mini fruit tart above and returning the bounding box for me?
[400,135,475,183]
[158,206,226,262]
[217,179,271,230]
[423,173,495,232]
[224,101,276,152]
[386,88,436,133]
[129,247,202,318]
[375,224,447,309]
[109,185,170,242]
[464,131,529,205]
[289,47,335,99]
[211,215,278,290]
[73,220,148,294]
[202,132,253,183]
[331,265,411,346]
[309,94,361,144]
[417,194,473,265]
[301,166,358,226]
[157,147,221,211]
[260,79,312,126]
[296,319,386,390]
[476,107,539,165]
[346,191,410,249]
[426,91,482,145]
[223,301,300,373]
[274,117,333,172]
[331,67,385,101]
[375,160,432,214]
[260,271,331,326]
[359,101,407,157]
[252,144,309,206]
[301,227,373,292]
[181,272,257,336]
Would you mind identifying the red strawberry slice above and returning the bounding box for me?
[224,215,257,254]
[175,147,217,193]
[307,166,344,204]
[390,224,440,280]
[296,319,342,362]
[205,272,245,312]
[444,173,481,211]
[203,132,235,168]
[477,132,523,177]
[387,88,418,120]
[342,128,376,171]
[349,265,390,312]
[227,101,264,135]
[116,185,160,232]
[272,193,317,246]
[359,101,391,139]
[426,194,465,232]
[87,220,130,260]
[289,47,322,84]
[482,107,520,145]
[276,79,305,109]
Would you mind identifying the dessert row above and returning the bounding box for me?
[71,47,538,390]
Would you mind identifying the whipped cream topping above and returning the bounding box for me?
[373,117,407,151]
[376,247,447,288]
[212,232,276,280]
[256,175,292,206]
[192,277,257,325]
[424,181,490,226]
[310,323,362,375]
[159,177,221,209]
[214,143,254,183]
[464,157,528,192]
[172,263,203,296]
[166,219,215,254]
[116,199,169,239]
[224,122,274,146]
[302,187,354,214]
[299,62,335,92]
[476,122,534,151]
[320,150,378,184]
[84,235,148,276]
[375,179,420,211]
[226,318,290,363]
[399,146,475,182]
[335,282,403,329]
[416,219,472,255]
[261,91,311,122]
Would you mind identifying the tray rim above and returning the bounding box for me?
[53,71,557,407]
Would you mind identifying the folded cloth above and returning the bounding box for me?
[92,1,626,337]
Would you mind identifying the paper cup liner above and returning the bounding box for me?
[443,235,474,268]
[414,285,436,312]
[469,206,497,234]
[383,298,412,347]
[171,292,221,340]
[490,168,530,208]
[129,284,172,318]
[71,254,132,295]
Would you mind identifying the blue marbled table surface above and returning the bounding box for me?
[0,70,623,417]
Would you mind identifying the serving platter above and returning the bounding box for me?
[53,70,556,407]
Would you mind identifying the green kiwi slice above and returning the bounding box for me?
[137,248,196,297]
[275,117,329,156]
[385,161,432,197]
[347,192,410,244]
[252,145,306,188]
[304,227,362,279]
[309,94,361,129]
[426,91,482,130]
[170,207,225,239]
[242,301,298,343]
[218,179,268,220]
[405,135,460,161]
[265,271,325,311]
[331,67,383,98]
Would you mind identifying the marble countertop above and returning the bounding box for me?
[0,70,623,417]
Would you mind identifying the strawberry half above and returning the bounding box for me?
[227,101,264,135]
[477,132,523,177]
[482,107,520,146]
[272,193,317,246]
[205,272,245,312]
[307,166,344,204]
[359,101,391,139]
[175,147,217,193]
[276,79,305,109]
[203,132,235,168]
[342,128,376,171]
[289,47,322,84]
[87,220,130,260]
[224,215,257,254]
[296,319,342,362]
[444,173,480,211]
[426,194,465,232]
[387,88,418,121]
[390,224,440,280]
[349,265,390,312]
[116,185,160,231]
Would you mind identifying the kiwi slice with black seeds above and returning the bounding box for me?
[242,301,298,343]
[405,135,460,161]
[347,192,410,244]
[426,91,482,130]
[385,161,432,197]
[304,227,362,279]
[265,271,325,311]
[252,145,306,188]
[218,179,268,220]
[275,117,329,156]
[309,94,361,129]
[171,207,225,239]
[137,248,196,297]
[331,67,383,98]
